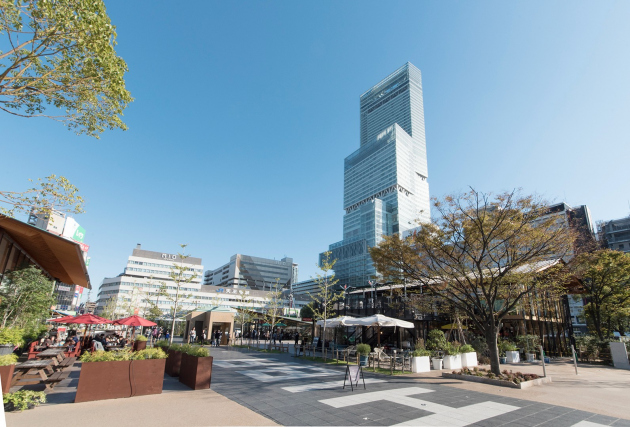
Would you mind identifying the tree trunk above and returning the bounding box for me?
[484,323,501,375]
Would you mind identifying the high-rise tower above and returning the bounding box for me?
[323,63,431,289]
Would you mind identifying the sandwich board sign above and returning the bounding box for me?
[343,363,365,391]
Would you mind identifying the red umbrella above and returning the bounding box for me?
[46,315,75,323]
[65,314,112,325]
[113,315,156,327]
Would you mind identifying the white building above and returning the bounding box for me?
[96,245,306,318]
[203,254,298,291]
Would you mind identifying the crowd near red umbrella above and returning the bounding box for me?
[113,315,156,327]
[64,314,113,345]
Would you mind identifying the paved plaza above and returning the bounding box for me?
[209,346,630,427]
[5,345,630,426]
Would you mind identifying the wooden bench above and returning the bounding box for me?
[57,357,76,370]
[44,371,70,389]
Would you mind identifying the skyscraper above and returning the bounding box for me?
[323,62,431,289]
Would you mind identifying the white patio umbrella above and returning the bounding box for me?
[344,314,414,347]
[316,316,357,327]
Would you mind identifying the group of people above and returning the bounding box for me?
[187,328,228,347]
[149,327,170,341]
[87,333,128,351]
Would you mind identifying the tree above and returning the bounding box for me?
[164,244,197,344]
[570,249,630,340]
[145,281,167,321]
[0,174,84,218]
[0,0,132,138]
[370,189,573,375]
[261,278,284,350]
[307,251,342,359]
[234,289,252,345]
[0,265,54,328]
[99,295,119,320]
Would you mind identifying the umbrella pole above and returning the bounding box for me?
[377,325,380,348]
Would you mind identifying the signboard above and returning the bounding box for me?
[343,364,365,391]
[79,242,90,252]
[62,217,86,243]
[302,318,312,322]
[45,211,66,235]
[57,285,72,292]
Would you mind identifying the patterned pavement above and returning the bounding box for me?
[209,346,630,427]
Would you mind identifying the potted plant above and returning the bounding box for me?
[460,344,477,368]
[75,348,167,403]
[133,334,148,351]
[426,330,447,370]
[179,345,213,390]
[503,341,520,363]
[3,390,46,412]
[0,328,23,356]
[163,342,183,377]
[443,343,462,370]
[0,354,18,394]
[517,335,540,362]
[356,344,371,367]
[410,343,431,373]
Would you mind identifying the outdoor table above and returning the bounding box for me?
[11,359,54,386]
[36,348,66,365]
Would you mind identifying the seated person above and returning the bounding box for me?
[65,339,75,352]
[92,340,105,351]
[41,336,53,348]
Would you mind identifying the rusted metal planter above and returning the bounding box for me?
[179,353,213,390]
[133,340,147,351]
[0,364,15,393]
[75,358,165,403]
[165,350,182,377]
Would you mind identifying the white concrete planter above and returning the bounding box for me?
[411,356,431,373]
[461,352,477,368]
[443,354,462,370]
[432,358,443,370]
[506,351,520,363]
[526,353,536,362]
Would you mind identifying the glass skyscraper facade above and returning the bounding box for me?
[323,63,431,289]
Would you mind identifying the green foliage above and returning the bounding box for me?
[300,304,315,319]
[307,252,343,330]
[0,327,24,346]
[471,335,488,355]
[444,342,461,355]
[3,390,46,411]
[412,348,432,357]
[498,340,517,356]
[176,344,210,357]
[460,344,475,353]
[426,329,447,351]
[154,340,170,349]
[516,335,540,353]
[0,353,18,366]
[132,348,167,360]
[0,266,55,329]
[455,367,539,385]
[571,250,630,340]
[23,324,48,342]
[0,175,85,218]
[135,335,148,342]
[356,344,371,356]
[0,0,133,138]
[575,335,611,362]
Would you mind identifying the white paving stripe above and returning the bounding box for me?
[282,378,387,393]
[238,365,340,383]
[320,386,520,427]
[214,358,286,368]
[571,422,609,427]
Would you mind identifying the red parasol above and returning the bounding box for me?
[113,315,156,327]
[46,315,76,323]
[64,313,112,325]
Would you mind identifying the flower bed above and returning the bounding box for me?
[443,367,551,389]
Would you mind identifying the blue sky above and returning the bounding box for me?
[2,1,630,298]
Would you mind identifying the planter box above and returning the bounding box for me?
[432,358,443,370]
[165,350,182,377]
[506,351,520,363]
[443,354,462,370]
[133,341,147,351]
[411,356,431,373]
[0,364,15,393]
[179,353,213,390]
[461,352,477,368]
[442,372,552,389]
[75,358,166,403]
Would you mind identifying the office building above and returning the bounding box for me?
[323,62,431,289]
[95,246,305,318]
[203,254,298,291]
[600,215,630,253]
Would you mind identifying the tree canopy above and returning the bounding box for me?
[370,189,573,374]
[0,0,132,137]
[0,265,54,329]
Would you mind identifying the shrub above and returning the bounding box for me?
[454,367,539,384]
[80,350,131,363]
[356,344,371,356]
[426,330,447,351]
[135,335,148,342]
[0,354,18,366]
[444,342,461,355]
[3,390,46,411]
[154,340,170,349]
[23,325,48,342]
[0,328,24,347]
[182,345,209,357]
[516,335,540,353]
[460,344,475,353]
[132,348,167,360]
[471,335,488,355]
[412,348,432,357]
[498,340,517,356]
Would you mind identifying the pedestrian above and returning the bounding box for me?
[214,330,220,347]
[294,332,299,346]
[190,328,196,343]
[202,328,207,344]
[225,330,230,345]
[165,331,170,341]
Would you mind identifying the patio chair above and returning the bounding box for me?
[373,347,392,364]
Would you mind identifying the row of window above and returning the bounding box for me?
[129,260,202,273]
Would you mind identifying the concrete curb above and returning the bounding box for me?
[442,372,552,389]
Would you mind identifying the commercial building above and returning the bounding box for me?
[95,246,306,318]
[323,62,431,289]
[600,215,630,253]
[203,254,298,291]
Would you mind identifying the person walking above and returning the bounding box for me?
[294,331,299,347]
[202,328,207,344]
[190,328,196,344]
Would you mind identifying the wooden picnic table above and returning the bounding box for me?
[11,359,54,387]
[37,348,66,365]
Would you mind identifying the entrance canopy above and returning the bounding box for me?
[344,314,414,328]
[316,316,357,327]
[0,216,90,288]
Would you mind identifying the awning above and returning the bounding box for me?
[0,216,91,289]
